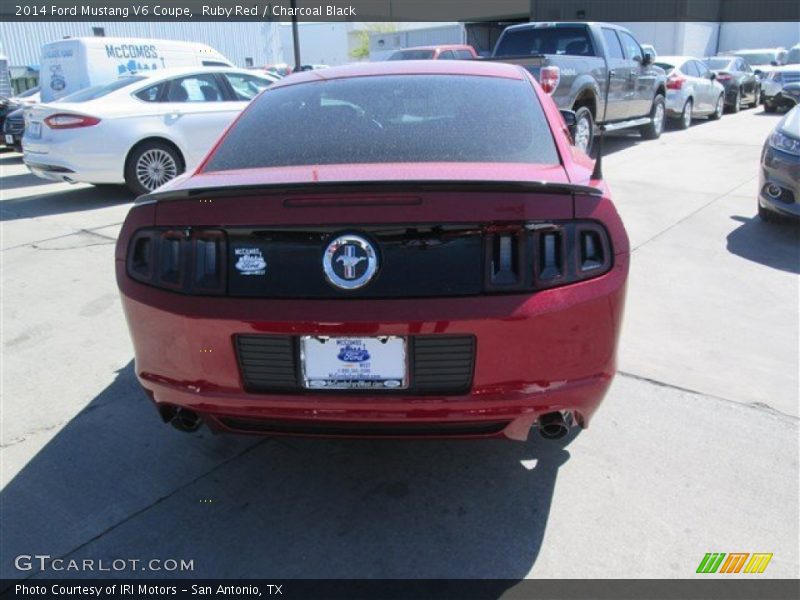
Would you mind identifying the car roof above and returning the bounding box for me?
[503,21,623,31]
[126,66,262,80]
[732,48,785,53]
[271,60,526,87]
[392,45,473,52]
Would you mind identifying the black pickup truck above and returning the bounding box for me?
[491,21,667,153]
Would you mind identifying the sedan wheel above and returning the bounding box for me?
[125,141,184,196]
[678,99,693,129]
[730,89,741,113]
[709,95,724,120]
[749,85,761,108]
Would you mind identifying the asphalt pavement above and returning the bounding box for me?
[1,106,798,580]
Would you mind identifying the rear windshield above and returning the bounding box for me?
[60,77,145,102]
[494,26,595,57]
[388,50,435,60]
[654,62,676,74]
[786,48,800,65]
[704,58,733,70]
[204,74,560,172]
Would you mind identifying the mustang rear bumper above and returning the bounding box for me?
[117,254,628,441]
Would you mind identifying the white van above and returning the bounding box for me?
[40,37,232,102]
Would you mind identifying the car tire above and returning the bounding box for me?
[709,95,724,120]
[676,99,693,129]
[639,94,666,140]
[749,86,760,108]
[764,101,777,113]
[730,88,741,113]
[572,106,594,155]
[125,140,184,196]
[758,204,779,222]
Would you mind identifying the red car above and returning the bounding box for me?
[387,45,478,61]
[116,60,629,441]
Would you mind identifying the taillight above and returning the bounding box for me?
[127,228,227,295]
[539,66,561,94]
[484,221,613,292]
[44,113,101,129]
[666,75,685,90]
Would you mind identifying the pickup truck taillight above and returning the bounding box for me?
[539,66,560,94]
[666,75,686,90]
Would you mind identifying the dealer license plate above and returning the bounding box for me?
[300,336,408,390]
[27,122,41,139]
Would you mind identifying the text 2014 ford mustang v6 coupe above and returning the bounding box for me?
[116,61,629,441]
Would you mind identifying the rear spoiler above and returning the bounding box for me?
[135,180,603,206]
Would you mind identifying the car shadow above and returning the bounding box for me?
[727,214,800,274]
[0,361,575,584]
[0,152,23,163]
[0,184,134,221]
[0,172,61,190]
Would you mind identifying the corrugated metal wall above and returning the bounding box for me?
[0,21,284,68]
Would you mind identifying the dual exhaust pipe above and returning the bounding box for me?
[537,411,573,440]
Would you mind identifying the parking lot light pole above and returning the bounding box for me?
[291,0,301,72]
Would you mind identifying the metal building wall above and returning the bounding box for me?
[0,21,283,68]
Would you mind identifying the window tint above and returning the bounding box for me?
[438,50,456,60]
[681,61,699,77]
[205,75,560,172]
[225,73,272,101]
[694,61,711,77]
[494,26,595,57]
[202,60,230,67]
[388,49,435,60]
[166,74,225,102]
[618,32,642,61]
[602,28,624,59]
[704,58,733,70]
[60,77,145,102]
[455,49,474,59]
[135,82,166,102]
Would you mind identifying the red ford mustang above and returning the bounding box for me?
[116,60,629,441]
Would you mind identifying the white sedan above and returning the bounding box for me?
[23,67,277,194]
[655,56,726,129]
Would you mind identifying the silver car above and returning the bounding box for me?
[656,55,726,128]
[762,66,800,113]
[759,105,800,221]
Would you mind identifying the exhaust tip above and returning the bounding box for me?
[538,411,570,440]
[170,408,203,433]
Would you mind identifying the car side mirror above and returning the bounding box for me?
[770,60,778,66]
[642,50,654,66]
[709,72,717,80]
[560,109,577,141]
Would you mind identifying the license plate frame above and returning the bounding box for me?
[300,336,409,390]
